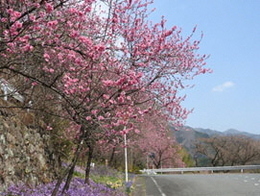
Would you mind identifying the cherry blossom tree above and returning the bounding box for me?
[135,111,185,169]
[92,110,185,170]
[0,0,210,194]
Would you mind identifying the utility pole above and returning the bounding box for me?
[124,132,128,182]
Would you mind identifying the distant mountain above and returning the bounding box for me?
[193,127,260,140]
[193,128,221,137]
[171,126,209,156]
[223,128,242,135]
[222,129,260,139]
[173,126,209,150]
[172,126,260,156]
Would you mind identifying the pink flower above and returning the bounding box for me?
[103,94,110,100]
[70,30,79,38]
[47,20,58,28]
[134,129,140,134]
[102,80,114,87]
[86,116,92,120]
[79,36,92,45]
[13,21,22,29]
[32,82,38,86]
[7,9,21,21]
[29,14,36,21]
[118,96,124,103]
[22,44,33,52]
[164,30,172,37]
[94,44,105,52]
[98,116,104,121]
[43,53,50,62]
[1,17,7,22]
[45,3,54,13]
[46,126,53,131]
[91,110,98,115]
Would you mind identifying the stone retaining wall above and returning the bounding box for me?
[0,112,60,191]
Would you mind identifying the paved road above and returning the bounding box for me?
[133,173,260,196]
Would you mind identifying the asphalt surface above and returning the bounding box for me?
[132,173,260,196]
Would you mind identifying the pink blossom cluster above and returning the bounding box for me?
[0,0,210,192]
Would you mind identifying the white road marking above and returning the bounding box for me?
[151,177,166,196]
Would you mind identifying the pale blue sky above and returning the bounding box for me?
[150,0,260,134]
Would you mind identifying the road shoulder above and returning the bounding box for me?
[131,175,146,196]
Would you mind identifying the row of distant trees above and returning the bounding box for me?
[0,0,209,194]
[194,135,260,167]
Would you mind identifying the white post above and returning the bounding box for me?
[3,85,7,101]
[160,160,162,174]
[146,155,149,169]
[124,133,128,182]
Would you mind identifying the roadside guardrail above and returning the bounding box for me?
[141,165,260,174]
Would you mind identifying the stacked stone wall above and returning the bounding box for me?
[0,108,59,191]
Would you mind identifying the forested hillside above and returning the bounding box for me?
[172,126,260,166]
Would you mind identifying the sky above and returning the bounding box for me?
[150,0,260,134]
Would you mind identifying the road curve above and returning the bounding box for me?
[133,173,260,196]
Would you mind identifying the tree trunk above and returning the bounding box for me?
[52,141,81,196]
[85,144,94,184]
[61,160,78,194]
[51,170,67,196]
[52,125,86,196]
[109,146,116,167]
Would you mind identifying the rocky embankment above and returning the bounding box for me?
[0,101,60,191]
